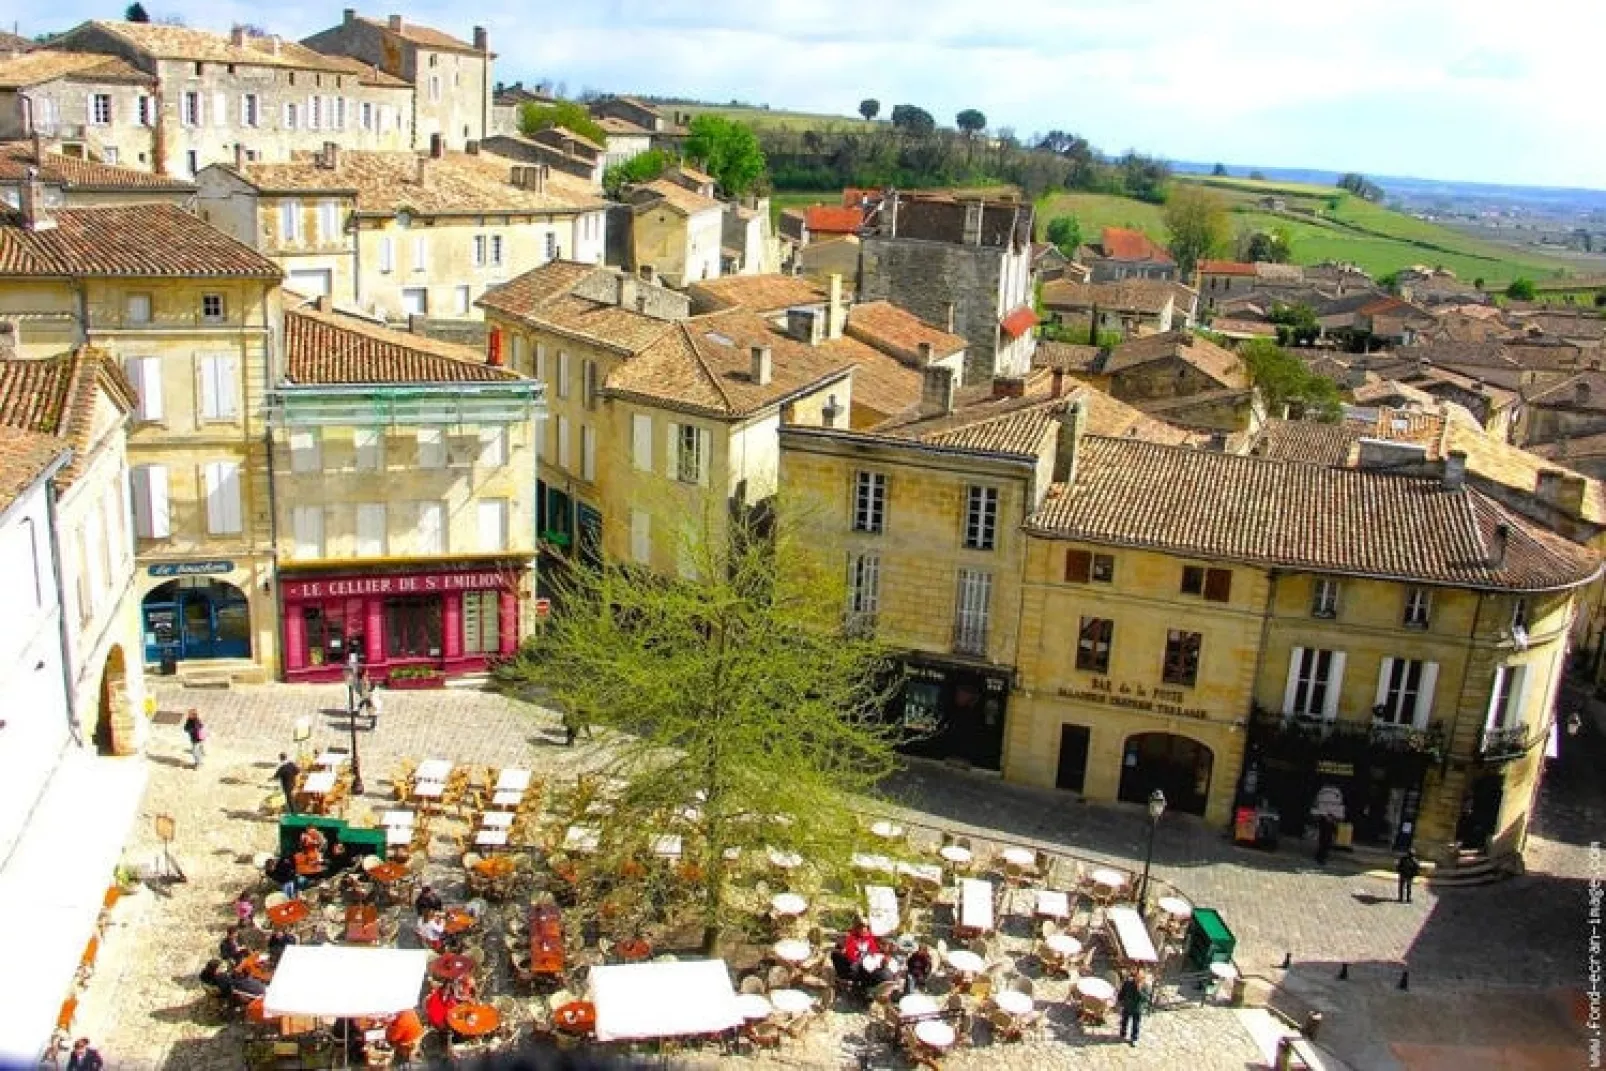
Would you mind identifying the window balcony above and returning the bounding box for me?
[1249,706,1446,764]
[1475,724,1529,763]
[951,623,988,658]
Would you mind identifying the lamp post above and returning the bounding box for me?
[344,654,365,796]
[1137,788,1166,914]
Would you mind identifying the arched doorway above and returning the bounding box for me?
[94,645,129,755]
[1118,732,1214,816]
[142,579,252,664]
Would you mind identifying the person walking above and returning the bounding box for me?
[1396,848,1421,903]
[1117,971,1146,1046]
[358,675,382,730]
[273,753,300,814]
[1314,814,1335,865]
[66,1038,104,1071]
[343,653,361,712]
[181,709,206,769]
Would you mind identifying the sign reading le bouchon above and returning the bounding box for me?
[1056,676,1209,720]
[280,572,508,600]
[148,561,233,577]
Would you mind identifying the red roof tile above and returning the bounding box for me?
[804,205,863,235]
[1000,306,1038,339]
[0,203,280,278]
[284,305,522,384]
[0,347,134,487]
[1098,227,1173,264]
[0,141,192,190]
[1198,259,1258,277]
[0,425,70,514]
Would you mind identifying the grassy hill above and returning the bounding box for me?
[1038,178,1578,288]
[671,103,879,133]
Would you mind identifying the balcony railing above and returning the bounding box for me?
[1249,706,1446,763]
[1476,724,1529,763]
[952,620,988,658]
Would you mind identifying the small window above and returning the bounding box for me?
[126,293,152,324]
[847,553,880,622]
[544,232,558,261]
[1510,598,1529,633]
[1064,549,1092,583]
[1076,617,1113,673]
[1403,587,1431,629]
[1162,630,1201,687]
[853,472,887,534]
[1311,577,1339,619]
[182,91,200,126]
[676,424,703,484]
[1182,565,1231,601]
[963,485,998,551]
[201,294,225,322]
[490,235,504,266]
[90,93,112,125]
[1181,565,1205,596]
[1090,553,1114,583]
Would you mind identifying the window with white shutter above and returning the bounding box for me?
[631,413,652,471]
[534,343,547,382]
[125,356,163,422]
[131,465,170,539]
[202,461,242,534]
[198,356,237,420]
[355,503,387,556]
[953,568,992,655]
[630,510,650,564]
[556,415,571,470]
[289,428,322,473]
[580,425,596,481]
[1374,658,1438,728]
[476,499,509,552]
[472,235,487,267]
[1283,647,1346,718]
[478,427,508,467]
[668,424,709,486]
[1485,664,1528,731]
[582,360,598,410]
[126,292,152,324]
[318,201,340,243]
[279,200,301,243]
[416,501,446,554]
[283,101,298,129]
[308,94,321,131]
[416,427,445,468]
[412,235,427,272]
[556,351,571,399]
[291,505,325,558]
[354,428,383,471]
[378,235,395,273]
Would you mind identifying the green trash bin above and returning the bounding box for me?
[1186,907,1236,971]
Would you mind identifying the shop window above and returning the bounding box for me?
[1076,616,1113,673]
[902,680,941,735]
[1402,587,1431,629]
[463,590,500,654]
[1162,630,1201,687]
[853,471,886,534]
[1311,577,1339,618]
[302,604,348,667]
[386,596,442,658]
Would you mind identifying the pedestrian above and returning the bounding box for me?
[66,1038,104,1071]
[343,652,361,711]
[1315,814,1335,865]
[181,709,206,768]
[1396,848,1421,903]
[272,752,300,814]
[359,677,382,730]
[562,710,578,747]
[1117,971,1146,1046]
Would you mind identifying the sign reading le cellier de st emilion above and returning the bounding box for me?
[1056,677,1209,720]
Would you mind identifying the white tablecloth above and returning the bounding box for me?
[1076,976,1115,1002]
[1035,890,1070,918]
[1107,906,1159,964]
[653,834,683,859]
[385,827,411,847]
[1001,847,1035,868]
[864,885,899,937]
[479,811,515,828]
[995,989,1033,1015]
[264,946,429,1018]
[1091,867,1127,889]
[495,768,531,792]
[590,959,743,1042]
[564,825,600,853]
[315,751,349,767]
[492,790,523,808]
[412,781,445,799]
[896,861,944,886]
[380,810,415,827]
[958,877,994,933]
[415,759,453,782]
[302,770,336,795]
[852,853,895,874]
[475,829,508,848]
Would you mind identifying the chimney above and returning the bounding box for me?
[465,140,480,155]
[234,142,247,170]
[534,163,548,194]
[991,375,1026,400]
[916,341,934,366]
[320,141,339,169]
[314,294,330,313]
[1576,380,1591,406]
[18,167,53,232]
[1536,469,1588,515]
[1488,523,1510,569]
[943,301,956,333]
[1051,368,1066,397]
[614,273,637,310]
[415,156,429,186]
[785,307,823,346]
[1443,448,1467,490]
[919,365,957,417]
[429,133,445,159]
[1053,401,1085,483]
[822,393,843,429]
[638,264,655,285]
[473,26,488,52]
[750,344,772,386]
[635,292,648,314]
[230,25,246,47]
[388,14,404,32]
[343,8,355,25]
[268,35,281,56]
[826,272,845,340]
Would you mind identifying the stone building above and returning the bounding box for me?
[46,19,415,177]
[0,189,284,683]
[267,300,542,684]
[0,50,156,168]
[626,177,725,287]
[0,140,194,208]
[302,9,492,152]
[196,145,606,321]
[1079,226,1177,283]
[490,81,552,137]
[1064,330,1262,435]
[857,190,1037,383]
[482,128,604,187]
[592,115,652,166]
[1039,278,1189,339]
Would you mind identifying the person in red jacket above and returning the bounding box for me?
[424,984,458,1031]
[830,918,882,991]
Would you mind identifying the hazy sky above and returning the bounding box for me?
[18,0,1605,189]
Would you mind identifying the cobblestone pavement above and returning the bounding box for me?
[75,680,1592,1068]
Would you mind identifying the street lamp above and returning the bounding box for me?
[344,656,366,796]
[1137,788,1167,913]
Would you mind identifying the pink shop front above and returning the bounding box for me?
[279,564,526,683]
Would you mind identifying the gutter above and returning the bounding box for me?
[37,451,80,746]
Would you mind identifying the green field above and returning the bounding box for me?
[672,103,879,133]
[1036,180,1578,288]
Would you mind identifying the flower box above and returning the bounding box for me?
[387,670,445,690]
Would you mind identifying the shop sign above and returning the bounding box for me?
[1316,760,1356,777]
[280,570,510,600]
[1056,676,1208,720]
[148,560,233,577]
[905,664,948,685]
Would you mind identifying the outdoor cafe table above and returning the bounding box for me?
[412,781,445,802]
[1076,976,1116,1003]
[447,1003,500,1037]
[444,908,479,935]
[771,893,808,918]
[491,791,523,808]
[1001,847,1036,869]
[479,811,515,829]
[385,827,411,849]
[870,820,905,841]
[495,768,531,793]
[301,770,337,796]
[994,989,1033,1016]
[415,759,453,783]
[898,993,940,1020]
[864,885,899,937]
[590,959,745,1043]
[767,848,804,870]
[1091,868,1128,893]
[896,861,944,886]
[240,953,274,982]
[769,989,812,1016]
[913,1019,956,1052]
[430,953,475,981]
[852,853,896,875]
[1158,896,1193,921]
[1044,934,1083,959]
[1035,890,1071,920]
[943,948,985,977]
[772,939,811,965]
[652,834,683,859]
[735,993,772,1021]
[267,900,310,928]
[1106,905,1160,965]
[380,810,415,827]
[345,904,379,944]
[530,903,565,977]
[957,877,995,934]
[939,845,972,865]
[474,829,508,849]
[315,751,349,768]
[564,825,601,854]
[369,862,407,885]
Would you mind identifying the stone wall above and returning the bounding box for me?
[859,236,1003,385]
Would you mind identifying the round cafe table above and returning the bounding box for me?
[769,989,813,1015]
[444,909,478,935]
[1075,976,1116,1002]
[735,993,773,1021]
[898,992,940,1019]
[617,937,652,962]
[994,989,1033,1016]
[239,953,274,982]
[1091,868,1127,890]
[870,820,904,841]
[771,893,808,918]
[944,949,985,976]
[773,939,811,965]
[369,862,408,885]
[1158,896,1193,920]
[447,1003,500,1037]
[430,953,475,981]
[938,845,972,865]
[1001,847,1036,868]
[266,900,310,928]
[1045,934,1083,958]
[767,849,804,870]
[913,1019,956,1052]
[554,1001,596,1035]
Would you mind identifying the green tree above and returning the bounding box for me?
[1241,228,1291,263]
[1268,302,1320,347]
[1211,163,1228,177]
[1240,337,1341,420]
[1506,278,1537,301]
[602,148,674,197]
[858,99,880,121]
[889,104,935,135]
[1162,185,1229,277]
[1336,172,1384,202]
[955,109,987,135]
[518,101,608,146]
[683,115,766,196]
[1248,170,1266,181]
[125,2,150,20]
[1118,151,1170,203]
[1045,215,1082,257]
[496,505,901,950]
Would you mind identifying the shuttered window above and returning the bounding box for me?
[1076,617,1113,672]
[631,413,653,471]
[477,499,509,552]
[202,461,242,535]
[580,425,596,481]
[291,505,324,558]
[847,553,880,618]
[416,501,445,555]
[198,356,237,419]
[416,427,445,468]
[1162,630,1201,686]
[1203,568,1232,602]
[131,465,170,539]
[630,510,650,564]
[1283,647,1346,718]
[1485,664,1528,731]
[356,503,387,556]
[289,429,322,473]
[1374,658,1439,728]
[478,427,508,467]
[1064,549,1091,583]
[125,356,163,422]
[354,428,383,471]
[953,569,992,655]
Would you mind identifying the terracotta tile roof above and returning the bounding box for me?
[1352,379,1440,408]
[284,305,520,385]
[1526,371,1606,411]
[313,53,411,88]
[71,20,361,73]
[845,300,966,365]
[1097,227,1173,263]
[538,125,605,154]
[1031,341,1102,373]
[477,261,681,355]
[803,205,863,235]
[351,15,480,54]
[1198,259,1258,277]
[0,50,151,88]
[1029,436,1600,592]
[594,116,651,136]
[1531,432,1606,462]
[687,274,826,315]
[0,347,134,488]
[1251,418,1361,465]
[1210,317,1278,339]
[631,177,721,216]
[1041,278,1175,316]
[0,425,70,514]
[1103,331,1247,389]
[606,309,853,419]
[1446,422,1606,526]
[0,202,280,278]
[1000,305,1038,340]
[230,150,603,216]
[675,164,715,186]
[0,142,192,190]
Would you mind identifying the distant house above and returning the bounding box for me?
[1039,278,1183,338]
[1039,329,1257,434]
[626,176,725,286]
[490,81,554,136]
[592,115,653,167]
[481,127,604,187]
[1079,226,1176,282]
[1030,242,1072,282]
[1197,260,1258,310]
[589,96,687,153]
